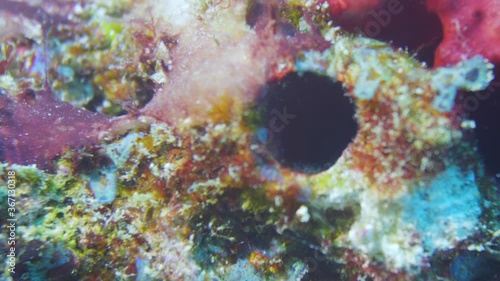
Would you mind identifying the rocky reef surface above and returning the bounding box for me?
[1,0,500,280]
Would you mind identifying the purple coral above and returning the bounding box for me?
[0,88,111,170]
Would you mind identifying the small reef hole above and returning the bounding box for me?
[257,72,358,174]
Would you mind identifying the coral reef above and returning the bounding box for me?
[322,0,500,67]
[1,0,500,281]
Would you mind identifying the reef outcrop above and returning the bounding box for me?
[1,0,499,280]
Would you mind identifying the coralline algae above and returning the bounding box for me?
[0,0,500,280]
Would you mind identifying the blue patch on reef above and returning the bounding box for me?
[136,258,154,281]
[255,128,269,143]
[259,164,283,182]
[450,252,498,281]
[84,165,118,204]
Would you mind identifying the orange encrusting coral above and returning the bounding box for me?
[310,43,487,200]
[347,97,452,193]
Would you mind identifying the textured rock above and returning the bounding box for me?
[0,1,499,280]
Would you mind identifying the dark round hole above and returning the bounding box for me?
[258,72,358,174]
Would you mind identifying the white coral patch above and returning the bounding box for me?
[149,0,198,33]
[401,166,481,251]
[431,56,493,112]
[346,166,482,272]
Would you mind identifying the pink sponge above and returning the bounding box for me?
[427,0,500,66]
[323,0,500,67]
[323,0,383,16]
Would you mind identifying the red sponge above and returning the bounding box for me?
[427,0,500,66]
